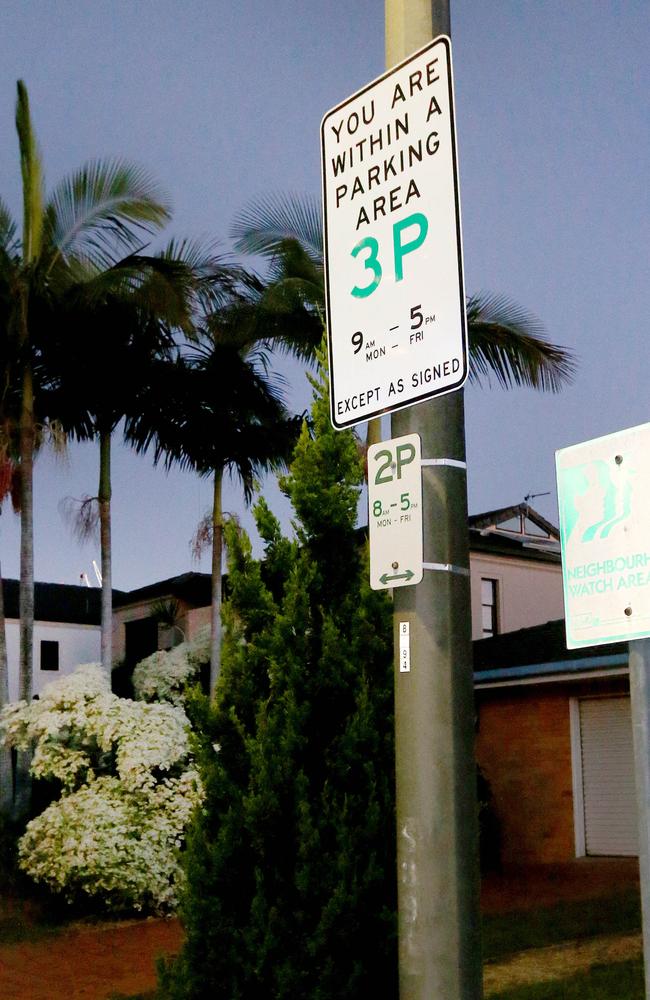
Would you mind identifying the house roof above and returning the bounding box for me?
[469,502,559,538]
[2,579,106,626]
[113,571,212,609]
[473,618,628,685]
[469,503,561,564]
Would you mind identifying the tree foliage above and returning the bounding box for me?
[231,191,576,390]
[163,353,396,999]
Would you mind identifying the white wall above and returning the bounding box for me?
[469,553,564,640]
[5,619,102,701]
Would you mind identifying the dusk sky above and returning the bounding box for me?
[1,1,648,590]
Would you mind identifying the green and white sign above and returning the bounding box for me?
[368,433,422,590]
[556,422,650,648]
[321,35,467,429]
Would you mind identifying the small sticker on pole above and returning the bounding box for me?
[399,622,411,672]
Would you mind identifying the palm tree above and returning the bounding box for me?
[230,192,576,408]
[48,241,239,674]
[0,456,19,815]
[0,80,170,705]
[126,331,301,696]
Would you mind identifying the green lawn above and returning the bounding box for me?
[482,890,641,963]
[109,993,158,1000]
[0,895,71,945]
[490,957,643,999]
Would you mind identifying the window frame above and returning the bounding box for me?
[480,578,499,637]
[40,639,60,672]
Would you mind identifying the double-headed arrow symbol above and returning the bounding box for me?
[380,569,415,585]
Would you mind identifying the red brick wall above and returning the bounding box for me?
[476,688,575,865]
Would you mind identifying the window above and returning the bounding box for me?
[40,640,60,671]
[481,579,498,637]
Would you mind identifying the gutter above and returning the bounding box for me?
[474,652,629,689]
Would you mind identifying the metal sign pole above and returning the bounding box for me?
[629,638,650,998]
[387,3,482,998]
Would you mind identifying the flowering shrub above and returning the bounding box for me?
[132,625,210,705]
[0,665,202,912]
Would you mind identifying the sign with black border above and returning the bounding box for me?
[321,35,467,429]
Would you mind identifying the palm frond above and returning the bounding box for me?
[154,237,243,318]
[466,292,576,392]
[125,343,300,500]
[45,159,171,268]
[261,274,323,314]
[59,494,99,542]
[231,192,323,262]
[0,198,18,254]
[56,240,242,342]
[15,80,45,261]
[190,511,213,561]
[263,237,325,290]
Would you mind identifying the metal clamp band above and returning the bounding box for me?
[421,458,467,469]
[423,562,470,577]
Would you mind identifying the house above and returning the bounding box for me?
[112,572,212,667]
[2,579,103,701]
[107,503,564,671]
[474,618,633,866]
[468,503,564,639]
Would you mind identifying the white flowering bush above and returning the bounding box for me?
[0,664,202,913]
[132,625,210,705]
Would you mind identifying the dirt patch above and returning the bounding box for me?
[482,858,639,913]
[483,931,642,995]
[0,916,182,1000]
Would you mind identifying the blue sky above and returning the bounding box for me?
[1,1,648,589]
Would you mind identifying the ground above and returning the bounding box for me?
[484,932,642,996]
[481,857,639,912]
[0,908,182,1000]
[0,858,641,1000]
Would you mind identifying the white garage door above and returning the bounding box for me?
[578,697,638,856]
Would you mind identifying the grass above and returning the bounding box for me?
[0,909,63,945]
[108,993,159,1000]
[482,889,641,963]
[490,957,644,999]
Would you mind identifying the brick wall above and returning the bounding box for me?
[476,687,575,865]
[476,677,631,866]
[186,605,211,639]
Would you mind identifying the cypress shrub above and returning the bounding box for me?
[162,360,396,999]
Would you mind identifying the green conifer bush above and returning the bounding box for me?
[163,355,397,998]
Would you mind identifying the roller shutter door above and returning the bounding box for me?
[579,697,638,856]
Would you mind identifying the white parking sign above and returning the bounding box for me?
[321,36,467,429]
[368,433,423,590]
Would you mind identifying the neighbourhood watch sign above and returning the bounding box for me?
[556,422,650,648]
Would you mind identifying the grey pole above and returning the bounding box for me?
[629,638,650,997]
[386,2,483,998]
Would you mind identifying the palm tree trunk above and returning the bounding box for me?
[366,416,382,449]
[209,468,224,699]
[15,362,34,817]
[18,364,34,702]
[0,558,13,816]
[99,429,112,675]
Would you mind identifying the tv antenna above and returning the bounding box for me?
[524,491,550,504]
